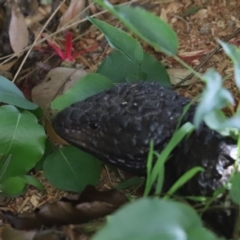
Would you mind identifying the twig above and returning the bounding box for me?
[174,28,240,88]
[0,0,138,65]
[12,0,66,82]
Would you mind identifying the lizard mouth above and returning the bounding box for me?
[52,112,96,151]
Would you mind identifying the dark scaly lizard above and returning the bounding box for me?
[53,82,239,237]
[52,81,237,196]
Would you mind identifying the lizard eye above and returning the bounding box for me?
[89,122,100,130]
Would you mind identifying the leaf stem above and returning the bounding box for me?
[174,55,203,81]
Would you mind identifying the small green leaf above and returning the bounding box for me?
[93,0,178,55]
[0,76,38,110]
[51,73,114,111]
[0,175,43,196]
[0,176,27,196]
[97,50,171,87]
[22,175,44,192]
[93,198,216,240]
[0,106,46,182]
[89,17,143,65]
[115,176,145,190]
[43,146,102,192]
[218,40,240,89]
[230,172,240,205]
[182,6,201,16]
[194,69,234,128]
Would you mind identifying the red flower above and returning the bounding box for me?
[45,31,98,63]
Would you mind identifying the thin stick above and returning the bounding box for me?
[0,0,138,65]
[12,0,66,82]
[174,28,240,88]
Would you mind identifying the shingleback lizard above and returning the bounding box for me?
[52,81,237,196]
[52,81,239,238]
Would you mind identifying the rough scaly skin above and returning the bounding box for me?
[52,82,237,196]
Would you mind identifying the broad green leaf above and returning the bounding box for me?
[93,198,216,240]
[97,50,139,83]
[0,76,38,110]
[93,0,178,55]
[204,110,240,132]
[230,172,240,205]
[51,73,114,111]
[43,146,102,192]
[141,52,170,87]
[194,69,234,128]
[0,105,46,182]
[203,110,227,131]
[97,50,171,87]
[34,139,54,171]
[218,40,240,89]
[88,17,143,65]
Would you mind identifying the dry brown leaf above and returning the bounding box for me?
[160,8,168,23]
[191,9,208,20]
[1,226,66,240]
[0,59,18,71]
[2,186,128,230]
[9,2,29,56]
[1,226,36,240]
[31,67,87,117]
[166,2,183,14]
[167,68,194,86]
[25,4,52,27]
[178,50,209,58]
[59,0,87,30]
[1,225,92,240]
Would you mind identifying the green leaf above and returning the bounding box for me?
[51,73,114,111]
[34,139,54,171]
[93,198,216,240]
[166,167,204,197]
[194,68,234,128]
[182,6,201,17]
[97,50,171,87]
[0,175,43,196]
[230,172,240,205]
[22,175,44,192]
[204,110,240,132]
[145,122,194,196]
[115,176,145,190]
[0,106,46,182]
[0,76,38,110]
[43,146,102,192]
[93,1,178,55]
[0,176,27,196]
[141,52,170,87]
[144,140,155,196]
[218,40,240,89]
[88,17,143,65]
